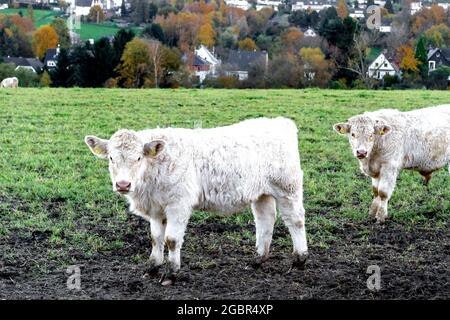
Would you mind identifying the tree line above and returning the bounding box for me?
[1,0,449,89]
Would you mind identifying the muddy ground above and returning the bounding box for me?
[0,215,449,300]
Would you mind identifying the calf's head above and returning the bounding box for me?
[85,129,165,194]
[333,116,391,159]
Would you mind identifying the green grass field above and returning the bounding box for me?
[0,88,449,263]
[0,8,123,40]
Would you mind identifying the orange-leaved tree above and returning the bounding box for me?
[32,25,59,59]
[238,37,257,51]
[397,45,419,73]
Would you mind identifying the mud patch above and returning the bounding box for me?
[0,217,449,299]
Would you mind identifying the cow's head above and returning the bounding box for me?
[333,116,391,160]
[85,129,165,194]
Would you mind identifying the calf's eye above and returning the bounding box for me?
[137,157,141,162]
[109,156,113,162]
[351,133,356,138]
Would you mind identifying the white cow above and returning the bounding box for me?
[0,77,18,88]
[334,105,450,223]
[85,117,308,284]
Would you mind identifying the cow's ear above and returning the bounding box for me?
[85,135,109,159]
[144,140,165,158]
[333,123,351,135]
[374,124,392,136]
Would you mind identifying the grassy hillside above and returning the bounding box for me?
[0,8,123,40]
[0,88,448,259]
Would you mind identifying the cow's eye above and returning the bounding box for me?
[351,133,356,138]
[109,156,113,162]
[137,157,141,162]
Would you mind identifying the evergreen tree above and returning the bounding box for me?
[384,0,395,14]
[142,23,165,43]
[92,37,115,86]
[415,36,428,78]
[49,48,73,87]
[113,29,135,67]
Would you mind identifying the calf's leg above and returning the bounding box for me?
[369,177,380,217]
[251,195,277,266]
[374,168,399,223]
[276,194,308,268]
[145,214,166,276]
[161,205,191,284]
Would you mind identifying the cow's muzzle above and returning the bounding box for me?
[116,180,131,193]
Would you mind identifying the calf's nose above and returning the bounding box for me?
[356,150,368,158]
[116,180,131,192]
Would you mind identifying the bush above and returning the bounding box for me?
[329,78,347,89]
[382,75,400,88]
[427,67,450,90]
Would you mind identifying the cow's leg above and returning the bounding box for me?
[251,194,276,267]
[145,214,166,277]
[369,177,380,218]
[375,167,399,223]
[161,205,191,285]
[276,193,308,269]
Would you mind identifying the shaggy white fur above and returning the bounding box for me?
[334,105,450,222]
[85,117,307,280]
[0,77,18,88]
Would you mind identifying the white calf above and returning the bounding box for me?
[85,117,308,283]
[334,105,450,222]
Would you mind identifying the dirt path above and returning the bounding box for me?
[1,218,449,299]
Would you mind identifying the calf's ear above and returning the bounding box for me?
[374,124,392,136]
[333,123,351,135]
[144,140,165,158]
[85,136,109,159]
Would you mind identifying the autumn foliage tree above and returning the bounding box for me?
[197,22,215,48]
[238,37,257,51]
[397,45,419,73]
[32,25,59,59]
[337,0,349,19]
[87,5,105,24]
[299,47,333,87]
[116,38,180,88]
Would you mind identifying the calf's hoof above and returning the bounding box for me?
[142,263,161,278]
[252,254,269,269]
[159,265,178,286]
[291,252,308,270]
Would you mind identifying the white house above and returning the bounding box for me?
[191,45,221,83]
[367,53,399,80]
[68,0,103,16]
[292,1,333,12]
[224,0,251,10]
[256,0,281,11]
[349,10,365,19]
[304,28,317,37]
[410,1,422,15]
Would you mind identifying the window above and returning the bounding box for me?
[384,63,388,67]
[429,61,436,71]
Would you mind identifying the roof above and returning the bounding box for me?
[193,55,211,66]
[44,48,58,64]
[1,57,43,71]
[75,0,93,7]
[428,48,450,66]
[226,50,268,72]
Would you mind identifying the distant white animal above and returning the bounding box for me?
[0,77,19,88]
[334,105,450,223]
[85,117,308,284]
